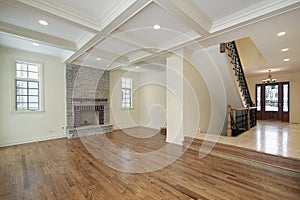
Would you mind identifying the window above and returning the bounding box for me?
[15,61,42,111]
[121,77,132,109]
[283,84,289,112]
[265,85,278,111]
[256,85,261,111]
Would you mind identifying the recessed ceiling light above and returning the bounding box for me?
[38,20,48,26]
[135,66,140,69]
[153,24,160,30]
[283,58,290,62]
[281,48,289,52]
[277,31,286,37]
[96,57,101,61]
[32,42,39,47]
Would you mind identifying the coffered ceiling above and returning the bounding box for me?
[0,0,299,75]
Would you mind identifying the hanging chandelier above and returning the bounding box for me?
[262,70,277,83]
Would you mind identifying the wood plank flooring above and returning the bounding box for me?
[1,128,300,199]
[184,137,300,173]
[194,121,300,159]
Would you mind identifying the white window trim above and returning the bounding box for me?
[12,59,45,113]
[121,76,133,110]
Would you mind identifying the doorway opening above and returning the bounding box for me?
[256,82,289,122]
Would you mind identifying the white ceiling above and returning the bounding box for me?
[0,0,299,75]
[0,2,88,42]
[44,0,122,22]
[191,0,262,21]
[0,33,74,60]
[114,3,198,48]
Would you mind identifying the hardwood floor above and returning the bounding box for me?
[195,120,300,159]
[1,128,300,200]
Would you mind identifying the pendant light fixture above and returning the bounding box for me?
[262,70,277,83]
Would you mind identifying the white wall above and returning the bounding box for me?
[247,70,300,124]
[191,45,243,135]
[166,53,184,145]
[110,69,167,131]
[0,46,66,147]
[139,71,166,130]
[110,69,140,129]
[183,59,211,135]
[109,45,244,138]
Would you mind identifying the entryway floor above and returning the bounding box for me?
[194,120,300,159]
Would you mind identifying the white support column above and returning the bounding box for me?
[166,52,184,145]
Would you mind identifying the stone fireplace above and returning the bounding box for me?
[66,64,112,138]
[73,98,108,127]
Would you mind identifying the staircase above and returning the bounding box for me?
[225,41,253,106]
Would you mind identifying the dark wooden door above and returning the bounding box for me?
[255,82,289,122]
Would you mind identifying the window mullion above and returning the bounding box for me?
[27,81,29,110]
[15,61,40,111]
[121,77,132,109]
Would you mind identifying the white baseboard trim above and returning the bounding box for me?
[0,134,66,147]
[113,126,140,131]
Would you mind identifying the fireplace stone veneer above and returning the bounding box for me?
[65,64,112,138]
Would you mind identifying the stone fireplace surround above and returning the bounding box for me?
[66,64,112,138]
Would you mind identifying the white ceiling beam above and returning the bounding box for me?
[65,0,153,64]
[65,35,105,64]
[71,60,108,70]
[167,1,300,52]
[99,0,148,31]
[211,0,300,33]
[110,31,166,64]
[4,0,100,33]
[0,21,77,51]
[10,0,151,34]
[157,31,201,52]
[111,29,151,48]
[113,33,159,53]
[86,48,129,64]
[154,0,212,37]
[110,31,200,66]
[99,0,152,36]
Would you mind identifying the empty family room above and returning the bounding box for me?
[1,0,300,199]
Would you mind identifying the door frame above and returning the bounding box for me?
[255,82,289,122]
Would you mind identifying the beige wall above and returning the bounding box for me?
[235,37,267,69]
[247,70,300,123]
[0,46,66,146]
[139,71,166,130]
[166,53,184,144]
[190,45,239,135]
[183,59,211,134]
[110,69,167,131]
[110,69,140,129]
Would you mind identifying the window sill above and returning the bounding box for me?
[12,110,45,114]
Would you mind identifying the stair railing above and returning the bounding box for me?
[222,41,253,106]
[227,105,257,136]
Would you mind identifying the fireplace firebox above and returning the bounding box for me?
[73,98,108,127]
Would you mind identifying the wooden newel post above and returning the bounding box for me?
[247,105,250,130]
[227,105,232,137]
[220,43,226,53]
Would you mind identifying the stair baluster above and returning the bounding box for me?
[225,41,253,106]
